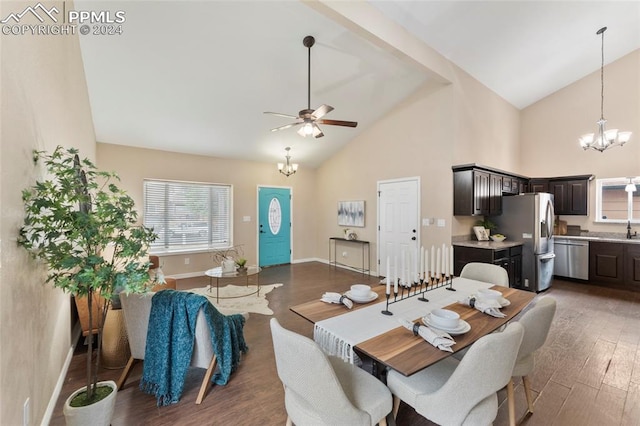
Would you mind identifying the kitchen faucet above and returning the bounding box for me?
[627,221,637,239]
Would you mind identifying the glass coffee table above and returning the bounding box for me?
[204,266,261,303]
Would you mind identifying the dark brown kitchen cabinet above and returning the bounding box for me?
[550,179,589,215]
[529,179,549,193]
[623,244,640,290]
[589,241,624,286]
[489,174,503,215]
[454,244,522,288]
[452,169,503,216]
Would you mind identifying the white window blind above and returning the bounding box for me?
[144,179,232,252]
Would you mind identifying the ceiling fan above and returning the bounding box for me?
[264,35,358,139]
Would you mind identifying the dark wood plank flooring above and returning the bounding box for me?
[50,262,640,425]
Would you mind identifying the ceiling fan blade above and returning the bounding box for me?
[264,111,300,119]
[311,104,334,119]
[317,119,358,128]
[271,122,301,132]
[312,123,324,138]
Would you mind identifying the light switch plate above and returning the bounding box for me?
[437,219,446,227]
[243,216,251,222]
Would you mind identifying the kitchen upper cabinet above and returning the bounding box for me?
[453,166,517,216]
[529,179,549,193]
[550,178,589,215]
[489,174,502,215]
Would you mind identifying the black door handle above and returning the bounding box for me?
[411,237,416,240]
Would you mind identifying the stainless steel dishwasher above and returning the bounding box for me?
[553,238,589,280]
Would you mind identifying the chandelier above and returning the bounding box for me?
[579,27,632,152]
[277,147,298,177]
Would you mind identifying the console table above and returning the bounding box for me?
[329,237,370,275]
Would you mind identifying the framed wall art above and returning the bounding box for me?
[338,200,365,227]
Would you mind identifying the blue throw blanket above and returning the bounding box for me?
[140,290,248,406]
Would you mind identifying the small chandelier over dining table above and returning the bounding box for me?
[579,27,632,152]
[277,147,298,177]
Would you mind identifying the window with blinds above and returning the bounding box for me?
[144,179,232,252]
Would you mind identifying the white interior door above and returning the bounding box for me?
[378,178,420,277]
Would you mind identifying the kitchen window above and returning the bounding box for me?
[595,177,639,224]
[143,179,232,253]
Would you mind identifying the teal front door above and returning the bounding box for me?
[258,187,291,267]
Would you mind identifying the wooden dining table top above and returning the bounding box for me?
[290,283,535,377]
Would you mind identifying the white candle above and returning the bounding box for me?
[424,248,429,280]
[431,245,435,278]
[386,257,391,294]
[401,250,406,287]
[413,248,418,282]
[442,243,447,276]
[394,256,399,293]
[450,246,454,277]
[436,248,441,277]
[445,249,449,277]
[420,246,425,280]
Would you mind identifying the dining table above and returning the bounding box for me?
[290,277,536,378]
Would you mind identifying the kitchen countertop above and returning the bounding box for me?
[453,240,523,249]
[555,233,640,244]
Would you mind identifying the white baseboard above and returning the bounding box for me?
[42,322,82,425]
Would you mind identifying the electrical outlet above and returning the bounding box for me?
[342,251,348,258]
[184,257,190,265]
[23,397,29,426]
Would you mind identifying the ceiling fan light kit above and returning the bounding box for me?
[264,35,357,138]
[579,27,632,152]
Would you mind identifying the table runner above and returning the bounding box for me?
[313,278,492,363]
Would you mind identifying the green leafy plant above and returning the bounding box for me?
[476,218,497,231]
[18,146,157,405]
[235,257,247,268]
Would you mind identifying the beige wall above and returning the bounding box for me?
[0,1,96,423]
[316,61,521,271]
[97,144,319,275]
[520,49,640,233]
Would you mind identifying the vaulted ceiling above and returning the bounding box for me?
[78,1,640,168]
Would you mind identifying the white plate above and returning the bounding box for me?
[422,317,471,335]
[499,297,511,307]
[345,290,379,304]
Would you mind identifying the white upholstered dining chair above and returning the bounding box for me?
[460,262,509,287]
[387,322,524,426]
[269,318,392,426]
[506,296,557,425]
[117,292,249,404]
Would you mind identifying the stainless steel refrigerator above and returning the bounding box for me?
[493,193,555,292]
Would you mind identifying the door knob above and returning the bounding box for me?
[411,237,416,241]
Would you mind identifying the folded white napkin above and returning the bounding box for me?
[398,318,455,352]
[459,296,506,318]
[321,292,353,309]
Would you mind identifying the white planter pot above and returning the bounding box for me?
[221,258,236,272]
[63,380,117,426]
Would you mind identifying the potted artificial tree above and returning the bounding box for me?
[18,146,156,426]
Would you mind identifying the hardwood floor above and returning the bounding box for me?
[50,262,640,425]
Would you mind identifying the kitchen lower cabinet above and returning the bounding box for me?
[624,244,640,290]
[589,241,624,285]
[454,244,522,288]
[589,241,640,290]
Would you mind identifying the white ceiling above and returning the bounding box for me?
[78,1,640,169]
